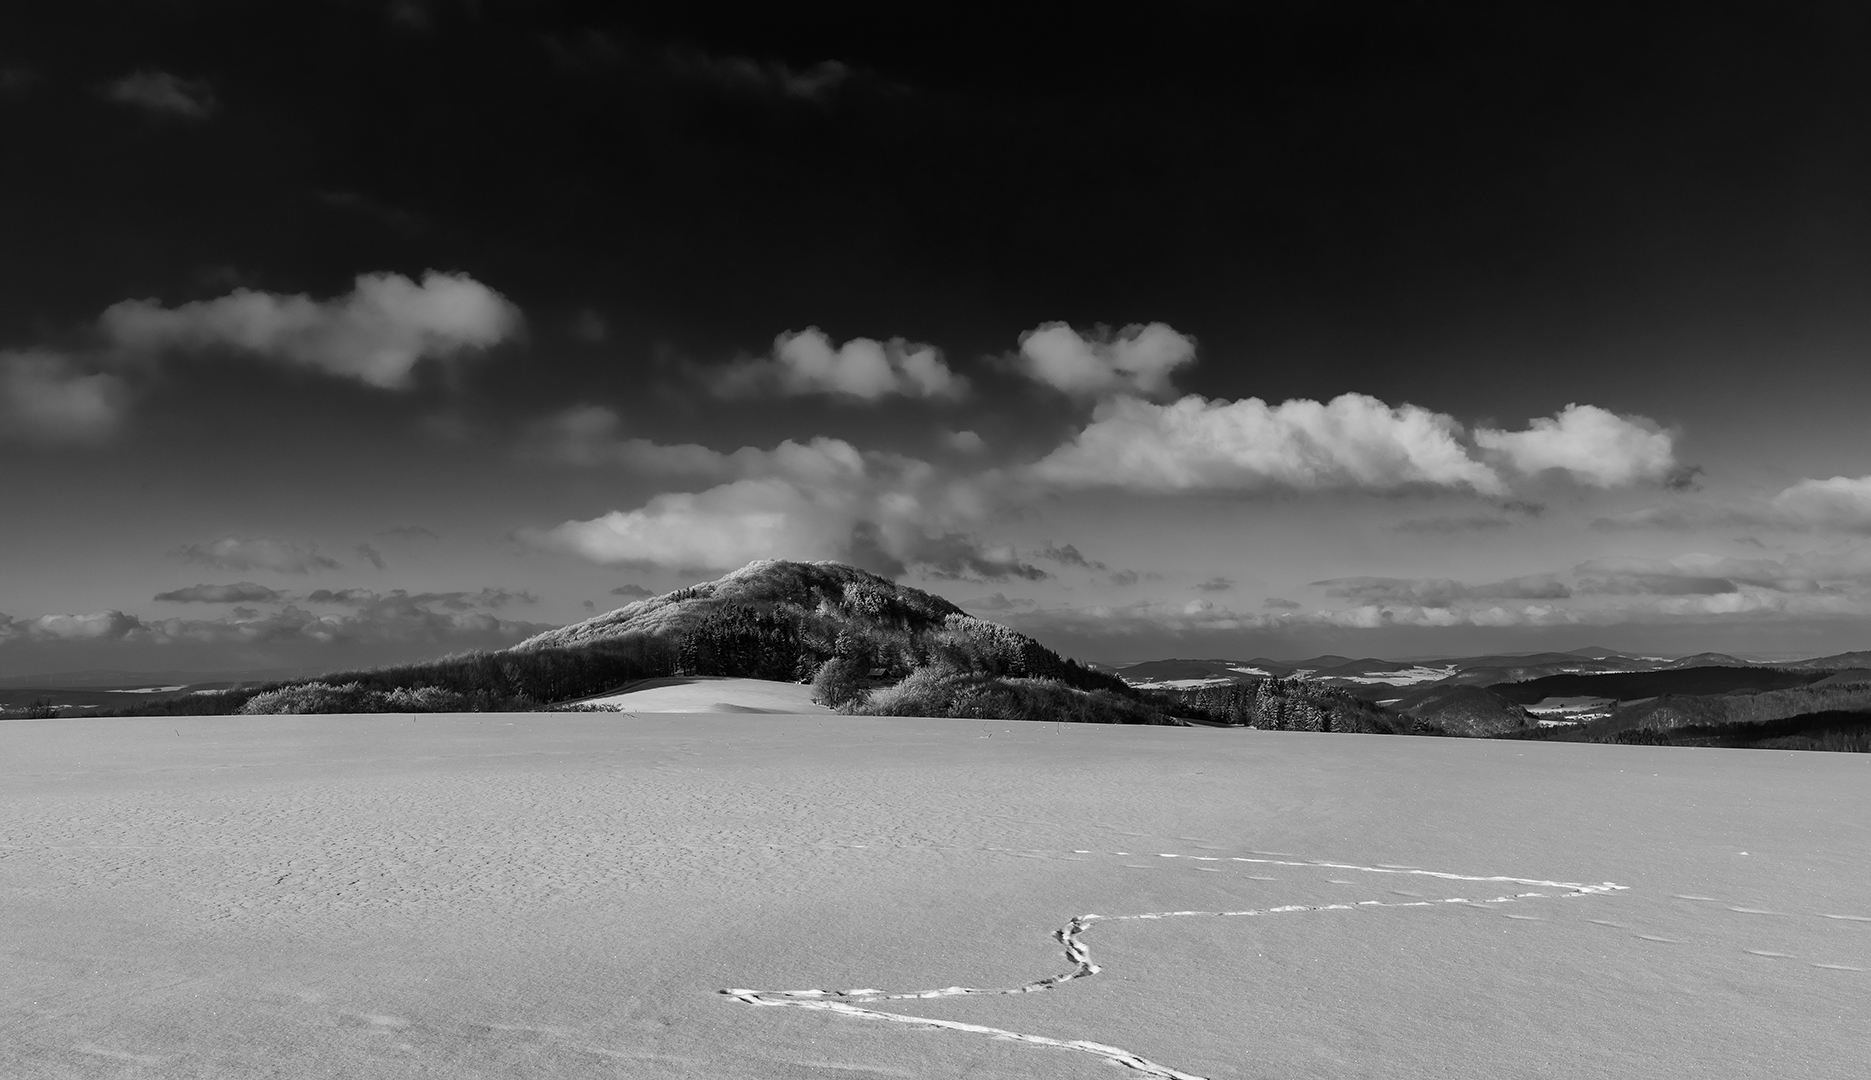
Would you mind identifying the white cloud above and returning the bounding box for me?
[523,435,1037,580]
[1315,575,1573,606]
[943,429,986,453]
[100,271,522,389]
[0,610,143,642]
[668,48,850,100]
[0,351,128,443]
[0,601,548,656]
[1768,476,1871,533]
[528,404,871,483]
[714,327,967,401]
[1015,321,1196,399]
[1474,403,1677,487]
[105,70,216,118]
[154,582,287,604]
[175,537,343,574]
[1599,475,1871,535]
[1032,392,1506,494]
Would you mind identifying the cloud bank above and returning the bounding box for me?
[524,432,1038,580]
[154,582,287,604]
[105,70,216,118]
[1032,393,1508,494]
[1474,404,1678,487]
[714,328,966,401]
[1016,322,1196,399]
[175,537,343,574]
[1033,394,1680,496]
[0,351,128,443]
[102,271,522,389]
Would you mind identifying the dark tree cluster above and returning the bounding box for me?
[674,608,808,681]
[1166,679,1415,734]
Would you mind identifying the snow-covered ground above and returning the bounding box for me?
[1527,696,1618,725]
[1123,676,1237,691]
[3,713,1865,1078]
[1331,665,1459,686]
[573,676,826,713]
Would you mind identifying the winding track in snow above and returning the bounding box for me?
[721,852,1628,1078]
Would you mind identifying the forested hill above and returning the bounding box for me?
[519,559,964,655]
[109,559,1158,722]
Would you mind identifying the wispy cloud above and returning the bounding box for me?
[1014,322,1197,400]
[710,327,967,402]
[1474,404,1682,488]
[521,428,1031,580]
[174,537,342,575]
[1032,392,1508,495]
[1033,393,1678,498]
[1598,474,1871,535]
[1036,543,1106,571]
[104,70,217,118]
[0,351,128,444]
[102,271,522,389]
[154,582,287,604]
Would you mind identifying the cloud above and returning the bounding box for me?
[381,525,440,541]
[712,327,967,402]
[355,543,388,570]
[943,429,986,453]
[306,587,537,611]
[316,190,423,234]
[1194,576,1234,593]
[1768,476,1871,533]
[1474,404,1679,487]
[609,584,654,599]
[100,271,522,389]
[1032,392,1507,495]
[1,601,551,661]
[1394,502,1542,533]
[522,435,1030,580]
[175,537,342,574]
[1599,475,1871,535]
[1036,543,1106,571]
[964,593,1037,613]
[1015,322,1196,399]
[570,309,608,342]
[1263,597,1301,610]
[1393,513,1515,533]
[0,610,143,643]
[664,47,850,100]
[104,70,216,118]
[530,406,907,490]
[153,582,287,604]
[1314,574,1574,607]
[0,351,129,444]
[1108,569,1140,587]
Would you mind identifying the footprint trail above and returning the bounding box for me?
[721,850,1628,1079]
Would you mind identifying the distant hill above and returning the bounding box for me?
[1391,684,1535,737]
[141,560,1164,725]
[1487,666,1830,705]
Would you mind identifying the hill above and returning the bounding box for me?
[1391,684,1535,737]
[1486,666,1830,705]
[129,560,1168,725]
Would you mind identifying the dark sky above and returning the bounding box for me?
[5,2,1871,674]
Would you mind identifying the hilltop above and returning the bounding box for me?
[95,560,1167,725]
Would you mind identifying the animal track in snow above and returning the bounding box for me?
[721,851,1628,1079]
